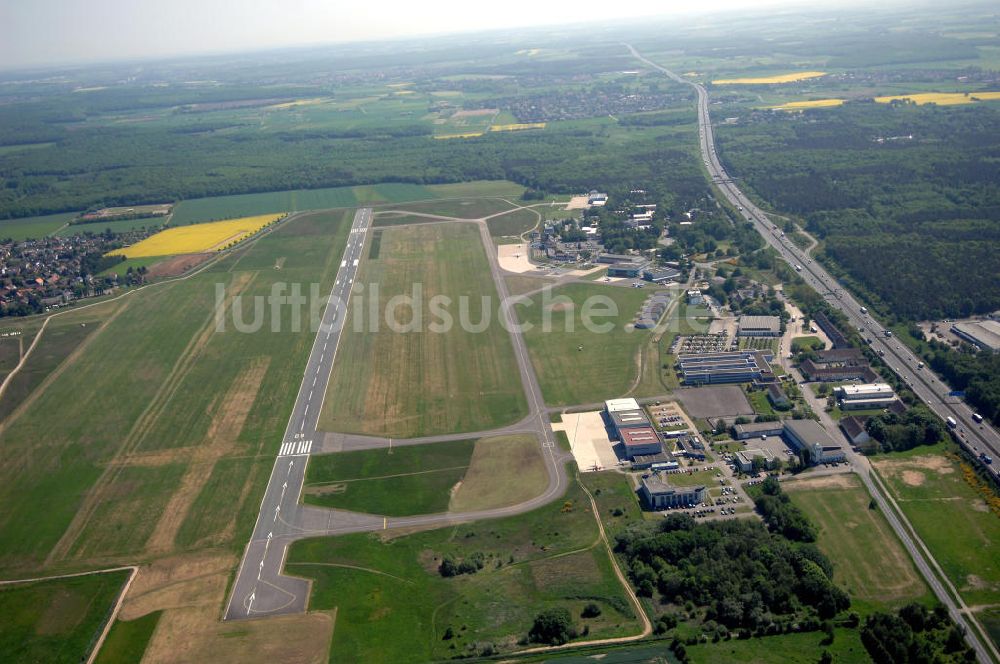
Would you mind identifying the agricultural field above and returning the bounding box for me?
[784,474,930,612]
[171,183,441,225]
[712,72,826,85]
[875,91,1000,105]
[686,628,868,663]
[319,222,528,438]
[0,212,77,241]
[56,217,167,237]
[303,435,546,515]
[872,446,1000,606]
[0,570,131,664]
[286,482,640,662]
[110,213,283,258]
[771,99,846,111]
[0,209,351,570]
[516,282,656,406]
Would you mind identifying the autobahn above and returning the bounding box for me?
[628,45,998,663]
[626,45,1000,474]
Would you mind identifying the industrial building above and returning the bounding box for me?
[677,350,775,385]
[767,383,790,408]
[783,419,846,464]
[732,421,785,440]
[597,253,645,265]
[604,399,662,460]
[813,312,849,349]
[607,262,648,278]
[643,266,681,283]
[799,348,875,382]
[835,383,897,411]
[588,191,608,206]
[631,453,677,471]
[840,416,871,446]
[737,315,781,337]
[735,448,777,473]
[951,320,1000,351]
[620,427,664,458]
[639,474,706,510]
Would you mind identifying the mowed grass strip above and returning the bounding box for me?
[319,222,528,438]
[784,474,929,608]
[287,482,638,662]
[516,282,652,406]
[449,434,547,512]
[0,569,131,664]
[93,610,162,664]
[110,214,284,258]
[304,439,476,516]
[872,448,1000,605]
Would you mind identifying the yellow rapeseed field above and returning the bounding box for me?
[110,214,284,258]
[489,122,546,132]
[771,98,846,110]
[874,91,1000,105]
[433,132,485,139]
[713,71,826,85]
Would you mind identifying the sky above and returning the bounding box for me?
[0,0,809,70]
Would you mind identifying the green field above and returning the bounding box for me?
[517,282,653,406]
[319,222,528,438]
[287,481,640,662]
[0,314,99,422]
[304,435,547,516]
[0,212,77,241]
[0,209,351,570]
[96,255,170,277]
[580,471,644,538]
[486,207,540,237]
[383,197,517,219]
[872,447,1000,606]
[171,183,433,225]
[686,628,869,663]
[93,611,161,664]
[304,439,475,516]
[56,217,167,237]
[0,570,130,664]
[784,474,929,611]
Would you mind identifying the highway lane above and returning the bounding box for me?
[628,45,998,664]
[626,45,1000,472]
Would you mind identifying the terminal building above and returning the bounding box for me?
[678,350,775,385]
[639,474,706,510]
[835,383,896,411]
[737,315,781,337]
[783,419,846,465]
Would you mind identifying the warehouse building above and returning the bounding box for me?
[840,416,871,446]
[783,419,846,465]
[643,266,681,283]
[607,262,648,278]
[639,474,706,510]
[737,315,781,337]
[732,421,785,440]
[835,383,896,411]
[951,320,1000,351]
[678,350,775,385]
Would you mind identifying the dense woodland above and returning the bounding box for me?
[615,483,850,633]
[716,102,1000,320]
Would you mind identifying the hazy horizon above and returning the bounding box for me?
[0,0,886,71]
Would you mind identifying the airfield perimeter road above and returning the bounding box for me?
[628,45,998,664]
[225,209,572,621]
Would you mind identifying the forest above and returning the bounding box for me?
[715,102,1000,320]
[615,484,850,633]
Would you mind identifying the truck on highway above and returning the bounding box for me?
[917,361,925,369]
[884,330,893,337]
[795,264,802,271]
[980,452,993,465]
[946,416,957,429]
[972,413,984,423]
[860,306,868,314]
